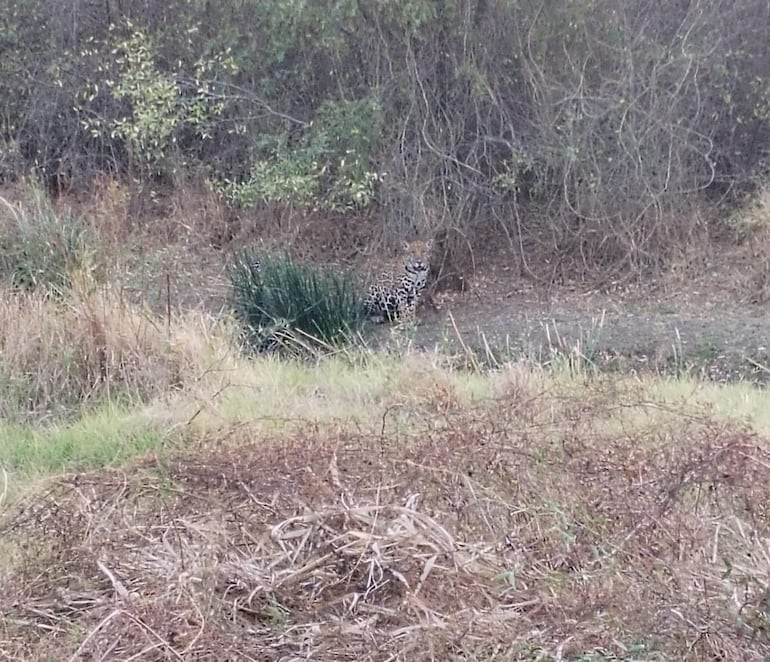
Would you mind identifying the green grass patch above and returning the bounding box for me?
[639,375,770,436]
[0,404,168,479]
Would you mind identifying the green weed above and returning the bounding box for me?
[0,405,166,477]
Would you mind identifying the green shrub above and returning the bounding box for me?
[0,190,93,294]
[218,96,383,212]
[228,250,365,354]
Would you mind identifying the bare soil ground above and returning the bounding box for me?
[411,258,770,381]
[120,236,770,381]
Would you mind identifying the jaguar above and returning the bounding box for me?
[363,240,433,323]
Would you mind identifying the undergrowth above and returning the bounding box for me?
[0,188,95,294]
[2,272,770,659]
[0,284,223,422]
[2,375,770,660]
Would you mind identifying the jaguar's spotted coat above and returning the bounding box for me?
[363,240,433,323]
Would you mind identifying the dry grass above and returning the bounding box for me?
[70,175,227,248]
[3,180,770,659]
[723,183,770,303]
[2,381,770,661]
[0,283,227,420]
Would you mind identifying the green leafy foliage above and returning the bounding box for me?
[218,96,384,210]
[219,139,323,208]
[109,28,181,166]
[79,24,235,177]
[228,250,365,354]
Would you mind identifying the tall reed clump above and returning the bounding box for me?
[228,250,366,355]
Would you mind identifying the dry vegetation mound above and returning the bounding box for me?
[3,386,770,660]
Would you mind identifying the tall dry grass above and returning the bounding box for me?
[0,283,229,421]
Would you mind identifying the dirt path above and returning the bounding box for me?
[123,242,770,381]
[402,275,770,380]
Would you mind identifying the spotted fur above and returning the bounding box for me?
[363,240,433,323]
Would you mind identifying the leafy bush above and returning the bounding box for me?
[218,96,383,211]
[228,251,365,354]
[0,190,94,294]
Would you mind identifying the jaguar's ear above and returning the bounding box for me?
[402,240,411,252]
